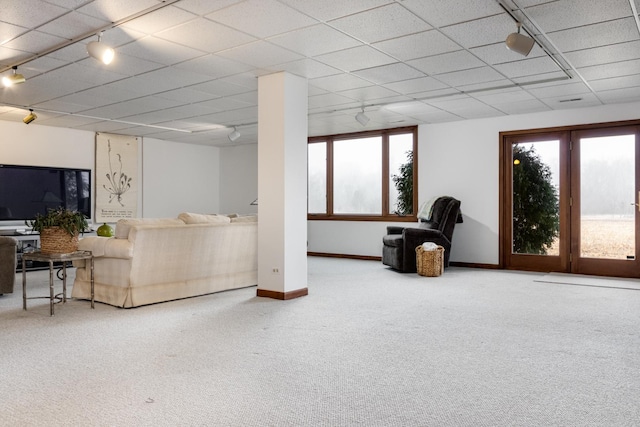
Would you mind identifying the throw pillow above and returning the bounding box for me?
[178,212,231,225]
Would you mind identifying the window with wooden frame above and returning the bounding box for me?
[308,126,418,222]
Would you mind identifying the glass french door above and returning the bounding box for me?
[502,125,640,278]
[570,126,640,277]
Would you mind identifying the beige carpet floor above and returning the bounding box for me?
[1,259,639,426]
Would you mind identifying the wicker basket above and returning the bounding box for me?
[415,245,444,277]
[40,227,79,254]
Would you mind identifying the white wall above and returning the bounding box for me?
[142,138,220,218]
[0,121,220,224]
[218,143,258,215]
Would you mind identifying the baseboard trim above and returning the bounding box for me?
[257,287,309,300]
[450,261,500,269]
[307,252,381,261]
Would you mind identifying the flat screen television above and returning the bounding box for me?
[0,164,91,225]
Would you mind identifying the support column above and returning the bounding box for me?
[256,72,308,300]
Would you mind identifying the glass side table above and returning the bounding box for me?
[22,250,94,316]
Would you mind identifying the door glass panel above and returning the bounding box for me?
[579,135,635,259]
[512,140,560,255]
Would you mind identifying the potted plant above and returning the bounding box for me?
[26,207,88,254]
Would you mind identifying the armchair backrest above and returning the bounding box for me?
[425,196,461,241]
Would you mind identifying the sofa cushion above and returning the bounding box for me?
[115,218,185,239]
[178,212,231,225]
[382,234,403,248]
[230,215,257,223]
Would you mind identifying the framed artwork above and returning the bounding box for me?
[95,133,139,222]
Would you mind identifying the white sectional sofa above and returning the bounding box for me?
[71,213,257,308]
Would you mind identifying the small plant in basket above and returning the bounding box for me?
[26,207,88,253]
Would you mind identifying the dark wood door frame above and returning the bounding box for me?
[499,119,640,278]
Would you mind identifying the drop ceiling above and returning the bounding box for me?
[1,0,640,146]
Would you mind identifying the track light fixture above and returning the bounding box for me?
[355,108,369,126]
[228,127,241,142]
[23,109,37,124]
[2,66,26,87]
[87,32,115,65]
[505,22,535,56]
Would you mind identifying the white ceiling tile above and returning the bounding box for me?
[269,58,341,79]
[1,0,68,29]
[10,56,67,77]
[45,62,128,86]
[493,56,562,78]
[310,74,373,92]
[0,21,32,45]
[46,41,88,62]
[81,95,183,120]
[174,0,244,16]
[173,54,253,79]
[435,67,505,87]
[315,45,396,72]
[408,110,462,123]
[565,41,640,68]
[98,53,165,77]
[440,14,515,48]
[279,0,393,22]
[77,0,160,22]
[493,99,551,115]
[0,45,33,66]
[308,93,359,109]
[37,11,109,39]
[154,87,218,104]
[598,87,640,103]
[526,0,632,33]
[268,24,361,57]
[401,0,504,27]
[119,103,222,124]
[470,43,547,66]
[547,17,639,52]
[472,88,535,104]
[590,74,640,92]
[0,29,66,54]
[116,36,207,65]
[373,30,462,61]
[32,99,92,113]
[544,93,603,109]
[408,50,485,75]
[53,86,143,108]
[36,114,104,127]
[120,6,197,34]
[456,79,515,93]
[329,4,431,43]
[189,79,254,97]
[216,41,303,68]
[225,91,258,107]
[40,0,89,9]
[352,62,425,84]
[196,97,255,112]
[578,58,640,80]
[383,77,449,95]
[206,0,317,38]
[526,82,592,98]
[155,18,256,54]
[337,86,406,102]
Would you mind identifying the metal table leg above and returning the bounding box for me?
[22,256,26,311]
[49,260,54,316]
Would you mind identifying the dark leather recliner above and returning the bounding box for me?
[382,196,462,273]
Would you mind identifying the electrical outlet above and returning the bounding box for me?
[271,268,280,274]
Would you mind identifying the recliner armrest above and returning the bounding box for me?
[386,226,405,235]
